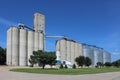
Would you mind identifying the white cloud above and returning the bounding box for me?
[112,52,120,55]
[0,17,17,27]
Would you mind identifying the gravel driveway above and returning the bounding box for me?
[0,66,120,80]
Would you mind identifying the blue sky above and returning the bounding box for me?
[0,0,120,61]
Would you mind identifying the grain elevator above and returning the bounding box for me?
[6,13,45,66]
[56,39,111,67]
[6,12,111,67]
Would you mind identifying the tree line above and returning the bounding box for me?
[27,50,120,69]
[0,46,6,65]
[75,56,120,68]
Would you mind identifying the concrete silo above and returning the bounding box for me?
[78,44,83,56]
[56,51,60,61]
[74,42,79,60]
[59,39,67,61]
[56,40,61,60]
[6,27,12,65]
[19,28,27,66]
[70,41,75,64]
[11,27,19,66]
[27,31,34,65]
[66,40,71,62]
[56,40,60,52]
[38,33,44,50]
[34,32,39,51]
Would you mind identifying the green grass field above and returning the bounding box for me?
[10,67,120,75]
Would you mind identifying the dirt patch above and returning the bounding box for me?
[0,66,29,71]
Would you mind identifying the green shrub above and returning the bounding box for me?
[73,64,76,69]
[65,64,68,69]
[60,64,63,69]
